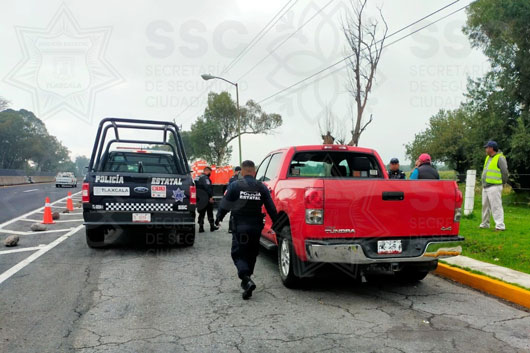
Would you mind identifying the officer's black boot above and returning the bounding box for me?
[199,225,205,233]
[210,224,219,232]
[241,276,256,300]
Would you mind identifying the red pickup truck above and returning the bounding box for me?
[256,145,464,287]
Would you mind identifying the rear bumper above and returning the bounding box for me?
[83,209,195,226]
[305,236,464,264]
[56,181,76,185]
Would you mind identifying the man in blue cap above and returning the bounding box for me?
[388,158,406,179]
[480,141,509,231]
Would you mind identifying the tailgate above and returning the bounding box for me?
[89,173,193,212]
[323,180,459,237]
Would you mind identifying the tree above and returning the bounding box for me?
[0,109,73,172]
[463,0,530,189]
[342,0,387,146]
[405,108,475,176]
[74,155,90,176]
[318,106,347,144]
[186,91,282,165]
[0,97,9,112]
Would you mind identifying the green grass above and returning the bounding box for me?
[459,186,530,274]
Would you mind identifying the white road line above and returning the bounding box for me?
[0,245,46,255]
[0,225,84,285]
[35,212,82,216]
[0,228,73,235]
[18,218,84,223]
[0,191,81,229]
[22,189,38,193]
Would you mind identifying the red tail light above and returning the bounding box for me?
[82,182,90,203]
[189,186,196,205]
[455,189,463,208]
[454,182,463,222]
[304,187,323,209]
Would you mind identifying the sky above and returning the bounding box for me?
[0,0,489,168]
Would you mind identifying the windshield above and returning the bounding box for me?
[288,151,382,178]
[101,152,178,174]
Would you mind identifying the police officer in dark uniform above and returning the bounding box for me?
[228,166,241,185]
[215,160,278,300]
[388,158,406,179]
[195,166,218,233]
[227,166,241,234]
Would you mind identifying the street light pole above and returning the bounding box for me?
[201,74,242,166]
[235,82,241,166]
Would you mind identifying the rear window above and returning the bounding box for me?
[288,151,382,178]
[101,152,178,174]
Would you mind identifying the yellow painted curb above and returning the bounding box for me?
[435,263,530,309]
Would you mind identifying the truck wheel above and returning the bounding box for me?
[55,184,59,188]
[394,268,429,283]
[277,227,300,288]
[86,227,105,248]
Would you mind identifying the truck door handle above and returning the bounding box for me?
[382,191,404,201]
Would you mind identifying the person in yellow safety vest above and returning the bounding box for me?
[480,141,509,231]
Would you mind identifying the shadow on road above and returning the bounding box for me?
[258,244,428,294]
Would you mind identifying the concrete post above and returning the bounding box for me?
[464,170,476,216]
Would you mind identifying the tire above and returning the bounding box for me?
[86,227,105,248]
[277,227,301,288]
[55,184,59,188]
[394,268,429,283]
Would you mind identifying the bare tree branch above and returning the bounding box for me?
[0,97,9,112]
[342,0,387,146]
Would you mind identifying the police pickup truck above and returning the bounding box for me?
[82,118,196,248]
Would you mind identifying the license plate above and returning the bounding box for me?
[377,240,402,254]
[132,213,151,223]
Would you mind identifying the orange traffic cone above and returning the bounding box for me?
[42,197,55,224]
[66,192,74,211]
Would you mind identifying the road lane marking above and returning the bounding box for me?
[19,218,84,223]
[0,228,73,235]
[35,211,82,215]
[0,225,84,285]
[22,189,39,193]
[0,182,55,189]
[0,191,81,229]
[0,245,46,255]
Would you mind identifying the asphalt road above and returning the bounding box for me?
[0,201,529,353]
[0,183,81,223]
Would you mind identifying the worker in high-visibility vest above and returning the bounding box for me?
[480,141,509,231]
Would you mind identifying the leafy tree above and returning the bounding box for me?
[74,155,90,176]
[405,109,475,176]
[185,91,282,165]
[464,0,530,109]
[0,109,73,172]
[463,0,530,188]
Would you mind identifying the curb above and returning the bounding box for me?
[435,263,530,309]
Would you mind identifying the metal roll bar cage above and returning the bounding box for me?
[88,118,191,174]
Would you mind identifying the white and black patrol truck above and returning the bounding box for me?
[82,118,196,247]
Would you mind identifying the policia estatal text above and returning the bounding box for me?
[215,160,278,300]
